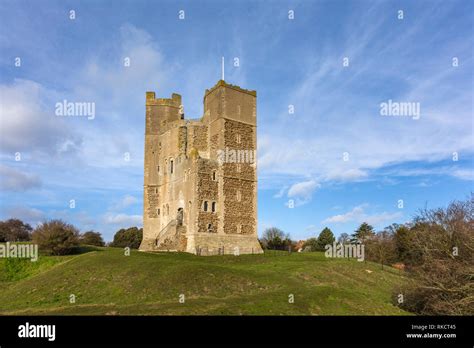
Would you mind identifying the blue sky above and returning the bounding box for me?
[0,0,472,241]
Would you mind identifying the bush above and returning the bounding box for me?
[32,220,80,255]
[110,227,142,249]
[80,231,105,247]
[302,237,319,252]
[0,219,32,242]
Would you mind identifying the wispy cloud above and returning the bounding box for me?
[0,165,42,191]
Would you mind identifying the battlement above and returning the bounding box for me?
[204,80,256,99]
[146,92,182,107]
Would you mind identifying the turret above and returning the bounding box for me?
[145,92,182,135]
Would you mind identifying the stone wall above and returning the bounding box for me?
[196,159,218,233]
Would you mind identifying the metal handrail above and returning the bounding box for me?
[155,219,176,245]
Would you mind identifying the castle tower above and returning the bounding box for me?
[139,80,262,255]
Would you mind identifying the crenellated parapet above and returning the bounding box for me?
[146,92,182,107]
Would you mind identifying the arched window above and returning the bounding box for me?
[211,202,216,212]
[212,171,217,181]
[170,159,174,174]
[203,201,208,212]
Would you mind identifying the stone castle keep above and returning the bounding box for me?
[139,80,263,255]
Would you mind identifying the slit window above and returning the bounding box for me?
[203,201,208,212]
[211,202,216,212]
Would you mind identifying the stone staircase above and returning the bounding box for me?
[150,219,187,251]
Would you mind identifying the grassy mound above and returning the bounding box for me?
[0,247,409,315]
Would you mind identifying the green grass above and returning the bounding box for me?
[0,247,410,315]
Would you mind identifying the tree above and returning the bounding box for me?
[397,195,473,315]
[110,227,143,249]
[351,222,375,244]
[32,220,80,255]
[392,224,417,264]
[317,227,335,250]
[0,219,32,242]
[80,231,105,247]
[337,233,350,244]
[260,227,292,250]
[367,231,397,269]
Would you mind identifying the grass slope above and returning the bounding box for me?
[0,247,409,315]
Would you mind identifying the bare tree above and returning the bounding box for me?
[398,194,473,315]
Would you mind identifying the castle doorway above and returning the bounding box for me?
[177,208,184,226]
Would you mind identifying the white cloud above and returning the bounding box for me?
[286,179,320,206]
[323,204,402,226]
[111,194,139,210]
[0,79,81,155]
[273,186,287,198]
[450,169,474,181]
[288,179,319,198]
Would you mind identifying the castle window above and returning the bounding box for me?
[212,171,217,181]
[211,202,216,213]
[155,188,158,194]
[170,160,174,174]
[207,223,213,232]
[203,201,208,212]
[157,208,160,215]
[157,165,160,173]
[236,190,241,202]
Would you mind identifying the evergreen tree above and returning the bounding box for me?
[317,227,335,250]
[351,222,375,243]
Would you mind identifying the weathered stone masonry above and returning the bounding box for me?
[139,80,262,255]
